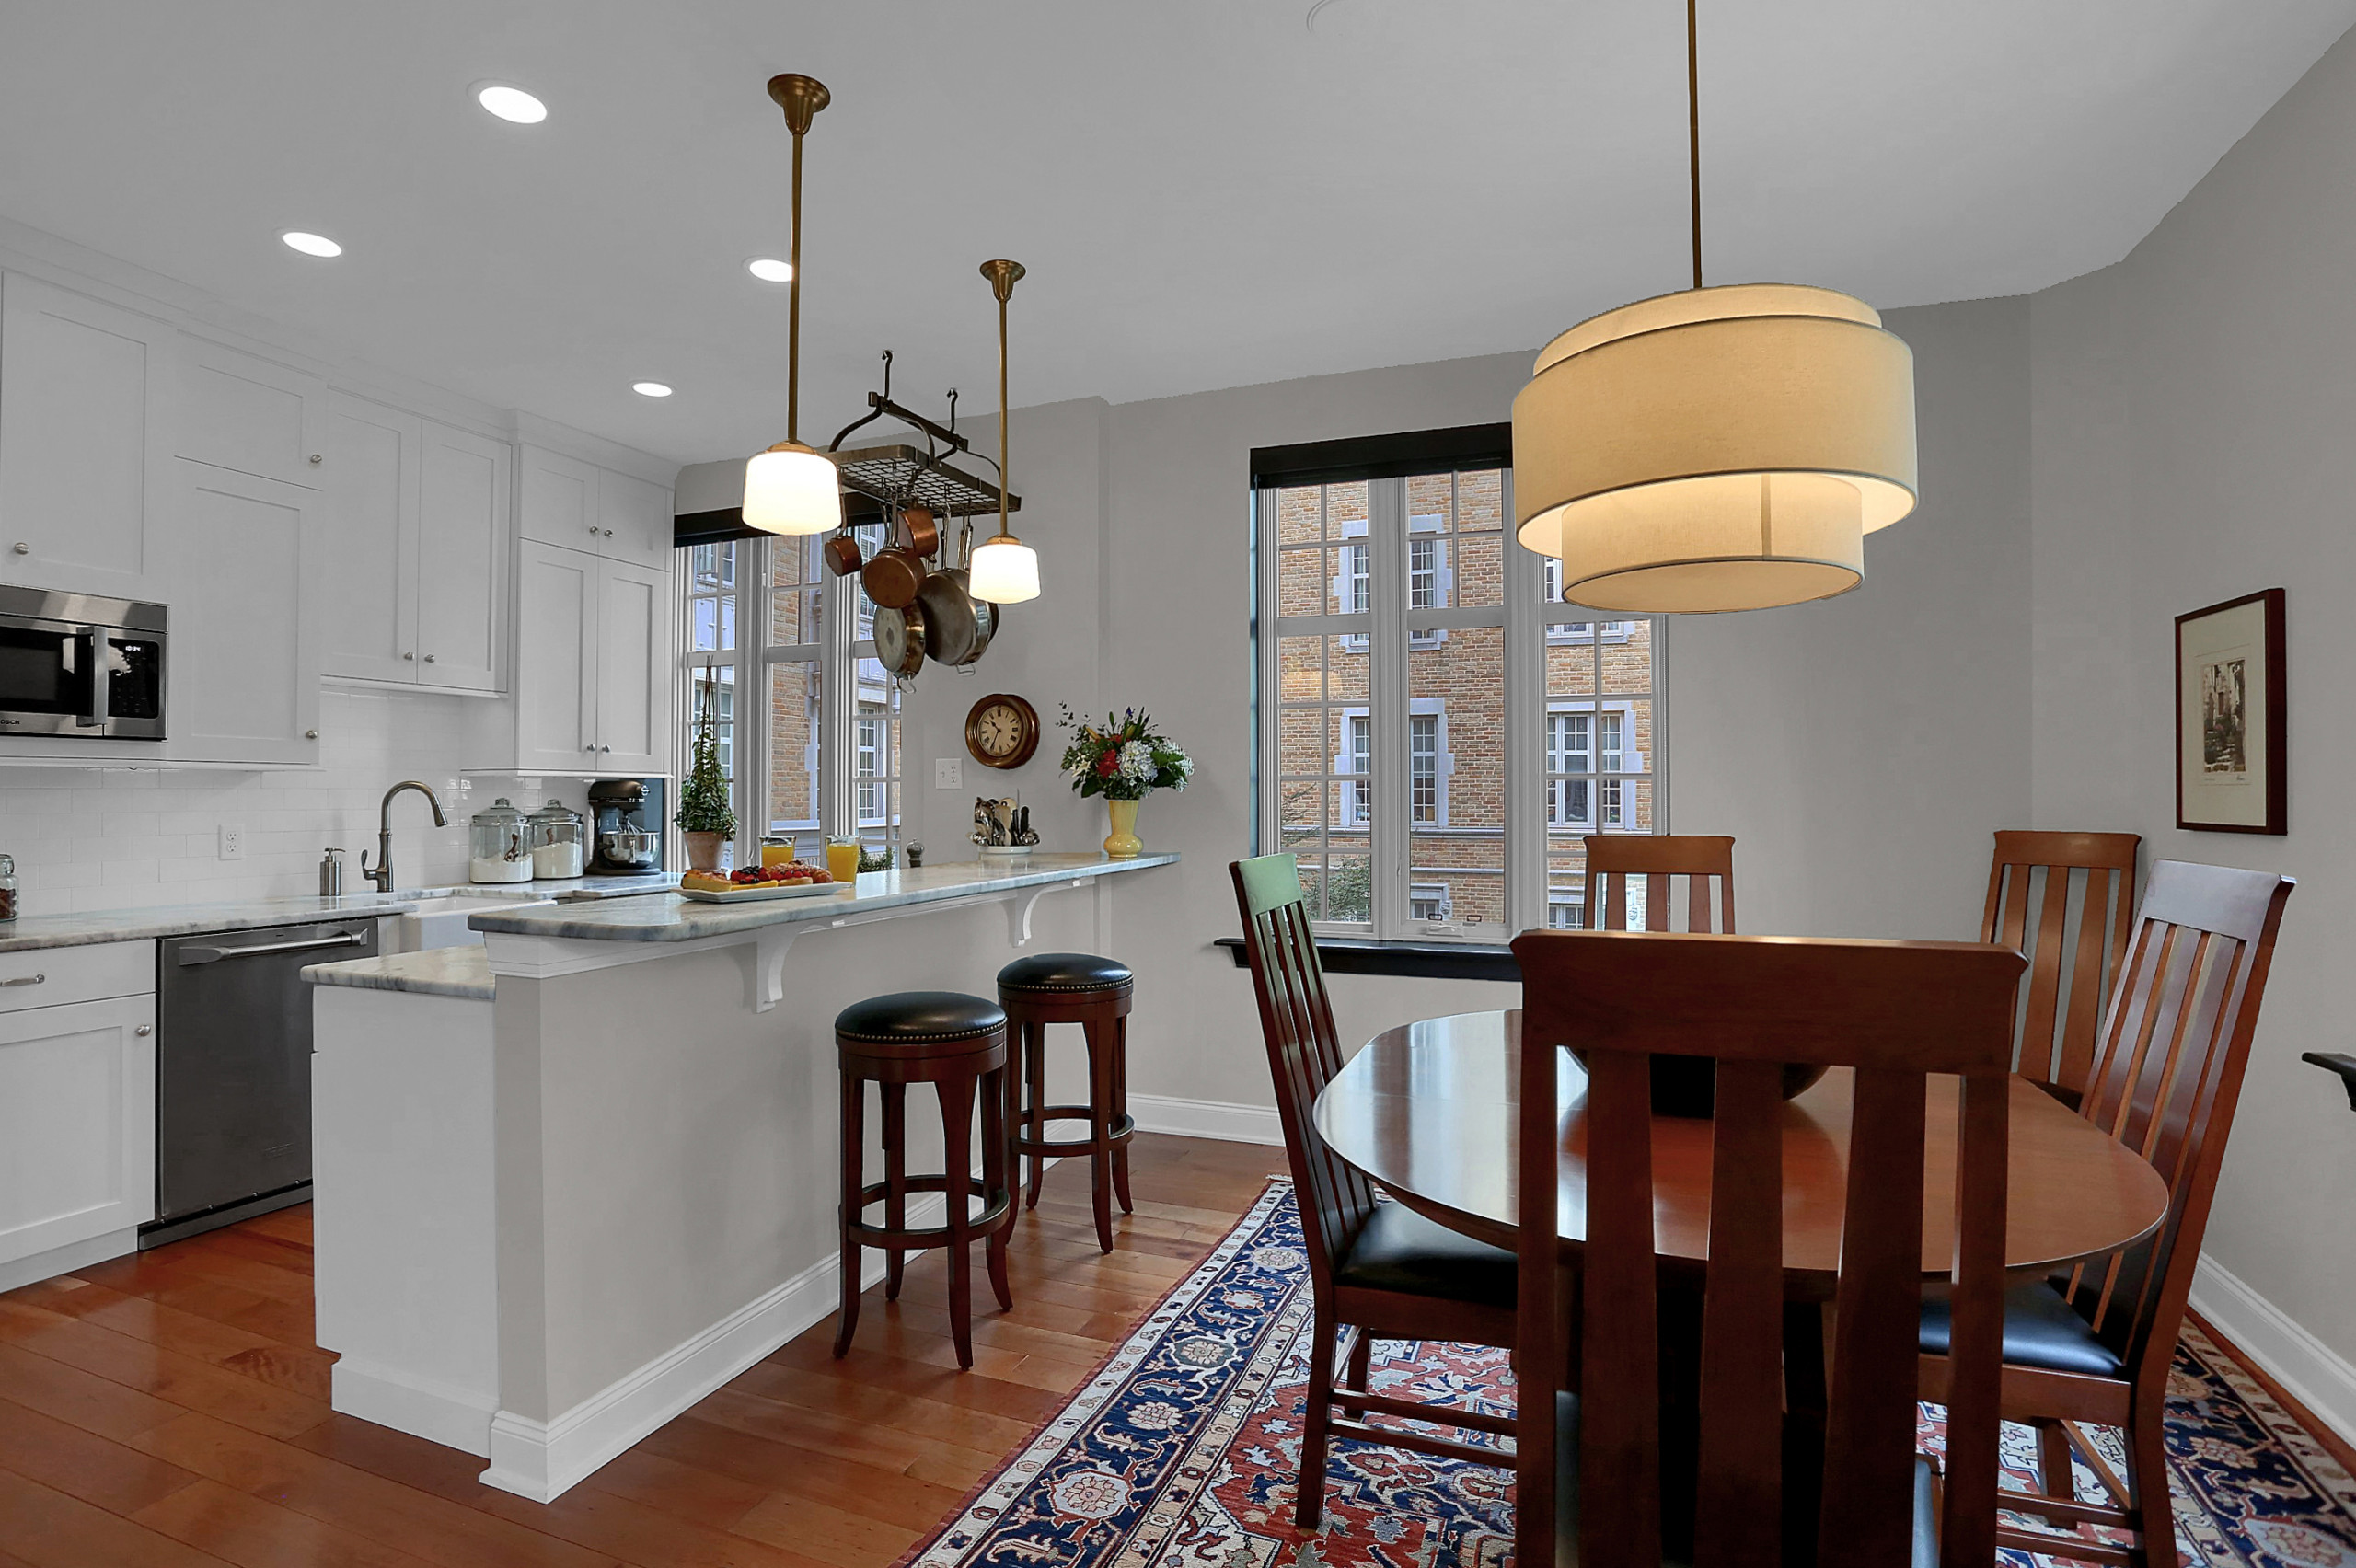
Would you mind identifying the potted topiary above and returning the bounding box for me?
[676,676,735,871]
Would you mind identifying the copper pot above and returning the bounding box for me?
[861,546,925,608]
[896,505,941,559]
[822,532,863,578]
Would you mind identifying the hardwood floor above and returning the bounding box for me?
[0,1133,1286,1568]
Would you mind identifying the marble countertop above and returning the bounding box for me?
[469,852,1180,944]
[303,945,495,1001]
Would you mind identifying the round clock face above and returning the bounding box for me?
[966,694,1038,769]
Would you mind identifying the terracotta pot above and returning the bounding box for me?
[684,831,727,872]
[1103,799,1142,859]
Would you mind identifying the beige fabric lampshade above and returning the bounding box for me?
[1512,283,1918,613]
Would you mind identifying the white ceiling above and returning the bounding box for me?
[4,0,2350,467]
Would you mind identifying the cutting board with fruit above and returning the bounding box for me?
[677,864,847,903]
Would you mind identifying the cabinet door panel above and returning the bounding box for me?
[515,541,599,770]
[318,396,420,685]
[0,273,174,597]
[517,446,600,551]
[0,994,156,1270]
[159,460,321,764]
[597,468,674,570]
[416,423,508,692]
[178,340,325,490]
[595,557,670,774]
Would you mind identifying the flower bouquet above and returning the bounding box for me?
[1057,707,1191,858]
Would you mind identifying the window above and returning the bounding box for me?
[1548,895,1585,930]
[854,713,888,825]
[1257,433,1663,941]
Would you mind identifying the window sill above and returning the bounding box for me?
[1215,936,1518,982]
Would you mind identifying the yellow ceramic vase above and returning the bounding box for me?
[1103,798,1142,859]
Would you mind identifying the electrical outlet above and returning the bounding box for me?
[217,823,245,861]
[933,756,964,790]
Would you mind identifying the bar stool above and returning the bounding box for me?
[833,990,1015,1369]
[999,952,1135,1252]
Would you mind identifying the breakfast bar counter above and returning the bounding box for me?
[303,849,1179,1505]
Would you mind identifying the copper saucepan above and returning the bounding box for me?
[896,505,941,559]
[822,532,863,578]
[862,546,926,609]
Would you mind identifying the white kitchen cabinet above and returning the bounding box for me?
[159,459,322,765]
[320,398,509,694]
[518,445,600,552]
[0,271,177,599]
[597,468,675,571]
[178,338,325,490]
[511,540,670,773]
[0,953,156,1293]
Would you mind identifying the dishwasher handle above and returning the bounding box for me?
[174,931,366,966]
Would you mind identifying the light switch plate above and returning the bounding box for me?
[934,757,964,790]
[217,823,245,861]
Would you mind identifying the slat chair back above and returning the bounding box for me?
[1585,834,1736,934]
[1511,929,2025,1568]
[1981,830,2141,1095]
[2059,859,2294,1384]
[1230,854,1378,1285]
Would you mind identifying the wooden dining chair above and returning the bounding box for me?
[1230,854,1519,1529]
[1920,859,2295,1568]
[1513,928,2025,1568]
[1981,830,2142,1101]
[1584,833,1737,932]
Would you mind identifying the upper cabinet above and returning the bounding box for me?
[177,339,325,490]
[318,394,509,694]
[520,445,671,569]
[158,459,321,766]
[0,273,176,599]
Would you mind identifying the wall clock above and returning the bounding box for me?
[964,693,1040,770]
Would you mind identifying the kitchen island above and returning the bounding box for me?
[303,851,1177,1503]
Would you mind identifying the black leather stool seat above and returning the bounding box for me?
[997,952,1135,994]
[1920,1280,2125,1378]
[835,990,1006,1049]
[1333,1203,1518,1310]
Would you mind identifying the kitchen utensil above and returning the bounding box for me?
[862,546,925,609]
[872,601,927,676]
[896,504,941,559]
[958,566,999,661]
[527,800,586,879]
[597,826,661,869]
[823,532,864,577]
[469,799,534,884]
[914,562,980,666]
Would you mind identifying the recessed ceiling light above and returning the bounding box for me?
[746,258,792,283]
[281,231,341,258]
[475,82,549,125]
[632,382,673,398]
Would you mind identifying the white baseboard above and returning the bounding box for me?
[2189,1251,2356,1447]
[332,1356,500,1458]
[1127,1092,1283,1147]
[0,1226,138,1295]
[478,1190,952,1504]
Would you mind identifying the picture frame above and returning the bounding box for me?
[2175,588,2286,835]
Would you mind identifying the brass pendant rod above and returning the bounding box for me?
[996,290,1009,535]
[788,124,804,443]
[1687,0,1703,290]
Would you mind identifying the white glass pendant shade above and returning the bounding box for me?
[1512,283,1917,613]
[741,442,841,536]
[968,536,1040,604]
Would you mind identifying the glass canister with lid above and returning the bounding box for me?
[468,799,535,883]
[0,851,17,921]
[528,800,586,880]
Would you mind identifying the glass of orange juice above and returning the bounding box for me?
[759,836,795,869]
[825,836,861,883]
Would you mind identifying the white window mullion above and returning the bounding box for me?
[1501,467,1547,935]
[734,536,771,865]
[1367,476,1409,940]
[818,561,856,837]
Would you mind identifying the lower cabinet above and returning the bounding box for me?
[513,540,670,775]
[0,984,156,1290]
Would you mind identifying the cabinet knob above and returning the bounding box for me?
[403,651,415,660]
[602,528,614,537]
[422,653,436,663]
[9,542,26,555]
[308,453,323,466]
[306,729,319,739]
[587,525,598,535]
[600,744,612,753]
[134,1024,153,1037]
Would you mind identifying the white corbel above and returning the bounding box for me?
[752,925,802,1012]
[1005,878,1088,949]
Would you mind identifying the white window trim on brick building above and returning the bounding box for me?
[1255,461,1669,944]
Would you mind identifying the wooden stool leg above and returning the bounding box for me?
[1084,1011,1114,1252]
[1297,1305,1335,1529]
[833,1072,864,1359]
[939,1067,978,1369]
[2131,1394,2180,1568]
[981,1058,1013,1311]
[881,1082,907,1301]
[1022,1020,1046,1210]
[1111,1010,1134,1215]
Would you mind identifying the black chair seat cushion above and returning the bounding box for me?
[1333,1202,1517,1309]
[835,990,1006,1046]
[997,951,1134,994]
[1919,1280,2124,1378]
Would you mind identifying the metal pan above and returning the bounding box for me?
[862,546,925,609]
[896,505,941,559]
[957,567,999,661]
[914,562,979,666]
[823,532,863,578]
[872,601,927,677]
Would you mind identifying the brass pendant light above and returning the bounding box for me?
[1511,0,1918,613]
[741,73,845,536]
[967,259,1040,605]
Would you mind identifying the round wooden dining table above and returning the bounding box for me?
[1313,1009,2171,1286]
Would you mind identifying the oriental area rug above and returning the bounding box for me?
[900,1182,2356,1568]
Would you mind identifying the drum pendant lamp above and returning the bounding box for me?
[1512,1,1917,613]
[741,74,844,536]
[968,259,1041,605]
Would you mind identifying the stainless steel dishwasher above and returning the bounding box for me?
[145,918,377,1247]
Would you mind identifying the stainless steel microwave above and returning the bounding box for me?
[0,584,167,739]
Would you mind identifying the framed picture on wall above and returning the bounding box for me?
[2176,588,2286,835]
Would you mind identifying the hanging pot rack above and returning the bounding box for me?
[824,350,1022,525]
